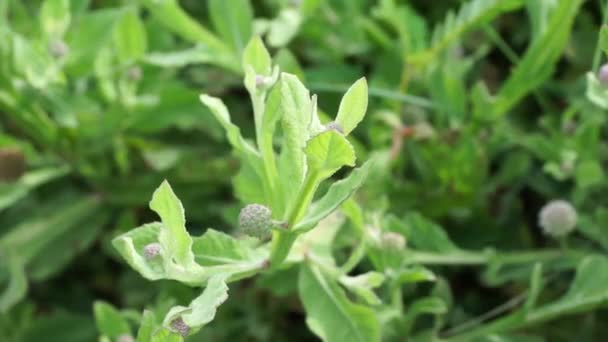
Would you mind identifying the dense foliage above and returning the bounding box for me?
[1,0,608,341]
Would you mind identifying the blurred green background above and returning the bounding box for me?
[1,0,608,340]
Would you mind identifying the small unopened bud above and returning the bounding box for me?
[381,232,406,250]
[48,40,69,59]
[325,121,344,134]
[142,243,162,259]
[117,334,135,342]
[239,204,272,239]
[127,66,142,81]
[539,200,577,237]
[255,74,270,88]
[0,148,26,182]
[289,0,301,7]
[599,64,608,86]
[170,317,190,337]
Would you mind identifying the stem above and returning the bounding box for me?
[340,240,367,274]
[404,249,587,266]
[592,0,608,71]
[269,170,321,268]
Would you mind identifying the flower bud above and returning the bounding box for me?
[325,121,344,134]
[255,75,267,88]
[381,232,406,251]
[170,317,190,337]
[0,148,26,182]
[599,64,608,86]
[539,200,577,237]
[48,40,69,59]
[142,243,162,259]
[238,204,272,239]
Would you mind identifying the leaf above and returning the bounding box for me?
[409,0,523,66]
[113,7,147,63]
[163,275,229,334]
[339,272,385,305]
[528,255,608,320]
[492,0,583,116]
[40,0,71,37]
[140,0,238,72]
[208,0,253,54]
[150,180,194,266]
[586,72,608,109]
[136,310,157,342]
[0,256,27,313]
[267,9,302,48]
[299,263,380,342]
[113,226,267,285]
[304,130,356,179]
[242,36,272,75]
[335,78,368,135]
[0,166,68,211]
[575,160,604,188]
[294,159,373,232]
[20,311,97,342]
[93,301,131,337]
[151,328,183,342]
[387,213,460,252]
[278,73,313,194]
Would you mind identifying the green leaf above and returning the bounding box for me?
[493,0,583,116]
[113,226,267,285]
[242,36,272,75]
[113,7,147,63]
[339,272,385,305]
[140,0,238,72]
[136,310,157,342]
[575,160,604,188]
[278,73,313,198]
[586,72,608,109]
[93,301,131,337]
[151,328,183,342]
[40,0,71,37]
[0,166,68,211]
[389,213,460,252]
[335,78,368,135]
[163,275,229,334]
[20,311,97,342]
[0,256,27,313]
[299,263,380,342]
[304,130,356,179]
[294,159,372,232]
[267,9,302,48]
[208,0,253,54]
[149,180,194,266]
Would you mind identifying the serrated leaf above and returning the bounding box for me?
[335,78,368,135]
[242,36,271,75]
[304,130,355,179]
[113,8,147,63]
[294,159,372,233]
[208,0,253,54]
[163,275,229,334]
[150,180,193,266]
[93,301,131,337]
[299,263,380,342]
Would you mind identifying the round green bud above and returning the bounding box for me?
[239,204,272,239]
[539,200,577,237]
[170,317,190,337]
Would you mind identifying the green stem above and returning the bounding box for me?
[404,249,587,266]
[592,0,608,71]
[269,171,321,268]
[340,240,367,274]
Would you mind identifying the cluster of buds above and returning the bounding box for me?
[170,317,190,337]
[238,204,274,240]
[142,242,162,259]
[599,64,608,86]
[48,40,69,59]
